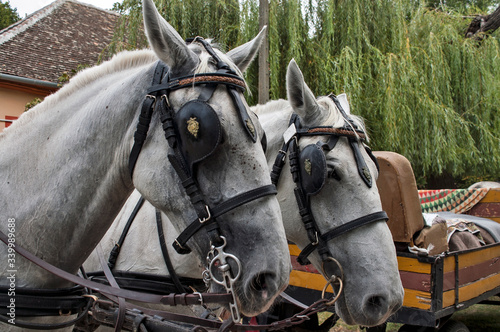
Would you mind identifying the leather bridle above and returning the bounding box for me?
[270,95,388,267]
[128,37,277,256]
[0,38,279,328]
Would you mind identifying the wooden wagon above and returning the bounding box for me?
[281,152,500,332]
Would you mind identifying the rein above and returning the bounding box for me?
[0,230,338,331]
[270,95,388,266]
[0,230,232,307]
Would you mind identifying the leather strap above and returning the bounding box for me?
[148,73,246,94]
[349,137,373,187]
[0,230,232,306]
[108,196,145,270]
[228,87,257,142]
[93,296,332,331]
[297,211,388,265]
[173,184,278,253]
[128,62,168,178]
[87,271,204,294]
[96,244,126,332]
[156,209,186,293]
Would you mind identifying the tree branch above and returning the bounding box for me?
[465,5,500,38]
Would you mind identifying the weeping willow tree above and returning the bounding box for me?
[104,0,241,56]
[105,0,499,187]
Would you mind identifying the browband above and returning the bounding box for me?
[147,72,246,94]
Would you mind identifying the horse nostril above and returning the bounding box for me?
[251,273,268,292]
[366,295,384,309]
[363,294,389,321]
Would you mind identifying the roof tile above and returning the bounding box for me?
[0,0,119,83]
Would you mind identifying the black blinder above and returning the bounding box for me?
[174,100,222,172]
[299,144,328,196]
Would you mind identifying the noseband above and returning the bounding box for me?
[270,95,388,266]
[128,37,276,277]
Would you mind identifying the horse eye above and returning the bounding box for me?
[327,167,341,181]
[219,128,226,145]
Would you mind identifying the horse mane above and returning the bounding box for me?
[0,50,157,139]
[1,42,244,139]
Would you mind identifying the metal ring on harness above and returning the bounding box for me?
[321,257,344,306]
[321,256,344,281]
[321,275,343,306]
[59,309,72,316]
[83,294,99,302]
[192,292,204,305]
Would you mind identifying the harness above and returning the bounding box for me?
[269,95,388,267]
[0,37,277,329]
[129,37,275,257]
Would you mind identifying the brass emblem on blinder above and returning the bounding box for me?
[245,119,255,135]
[304,159,312,175]
[187,117,200,138]
[362,167,371,181]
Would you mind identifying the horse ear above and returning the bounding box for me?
[286,59,325,126]
[226,26,267,73]
[142,0,198,72]
[336,93,351,115]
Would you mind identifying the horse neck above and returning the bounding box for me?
[252,100,305,243]
[0,62,155,287]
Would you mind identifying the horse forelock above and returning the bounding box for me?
[190,41,247,88]
[317,96,369,141]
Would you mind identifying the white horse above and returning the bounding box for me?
[86,59,403,329]
[0,0,290,330]
[468,181,500,189]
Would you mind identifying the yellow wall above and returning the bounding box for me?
[0,87,46,131]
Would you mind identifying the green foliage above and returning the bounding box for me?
[0,0,20,29]
[106,0,499,186]
[426,0,499,11]
[25,98,42,112]
[103,0,241,59]
[57,64,91,87]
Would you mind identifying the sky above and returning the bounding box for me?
[9,0,119,18]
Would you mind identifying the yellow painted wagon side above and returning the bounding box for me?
[284,152,500,331]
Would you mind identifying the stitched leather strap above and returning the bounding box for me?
[173,184,278,254]
[128,62,167,178]
[297,211,388,265]
[0,230,232,306]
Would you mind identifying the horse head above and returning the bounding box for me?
[259,59,404,326]
[131,0,290,316]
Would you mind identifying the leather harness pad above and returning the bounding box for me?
[174,100,221,172]
[299,143,327,196]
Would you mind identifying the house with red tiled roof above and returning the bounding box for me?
[0,0,119,130]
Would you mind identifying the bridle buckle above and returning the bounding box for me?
[199,205,211,224]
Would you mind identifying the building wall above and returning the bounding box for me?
[0,87,48,131]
